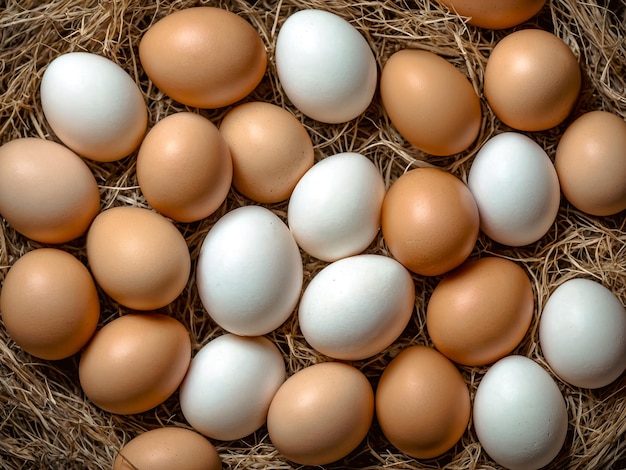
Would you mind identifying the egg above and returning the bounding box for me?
[136,112,233,222]
[179,334,286,441]
[539,278,626,389]
[86,206,191,310]
[196,205,302,336]
[555,110,626,216]
[375,345,470,459]
[267,361,374,466]
[435,0,547,29]
[275,9,377,123]
[114,427,222,470]
[287,152,386,262]
[298,254,415,361]
[484,28,581,131]
[468,132,561,246]
[426,256,534,366]
[0,138,100,244]
[40,52,147,162]
[79,312,191,415]
[473,355,568,470]
[219,101,314,203]
[139,7,266,108]
[380,49,482,156]
[0,248,100,360]
[381,167,479,276]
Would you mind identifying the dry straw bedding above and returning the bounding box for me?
[1,0,625,468]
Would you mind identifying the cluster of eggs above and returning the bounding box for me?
[1,1,626,469]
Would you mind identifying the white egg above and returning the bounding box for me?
[287,152,386,262]
[467,132,561,246]
[539,278,626,389]
[473,355,568,470]
[40,52,147,162]
[196,205,303,336]
[179,334,286,440]
[275,9,377,123]
[298,254,415,360]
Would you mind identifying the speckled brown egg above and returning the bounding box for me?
[0,138,100,244]
[79,312,191,415]
[219,101,314,203]
[139,7,267,108]
[114,427,222,470]
[484,28,581,131]
[0,248,100,360]
[435,0,547,29]
[136,112,233,222]
[381,167,479,276]
[426,256,534,366]
[375,345,470,459]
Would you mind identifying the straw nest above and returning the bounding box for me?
[1,0,625,469]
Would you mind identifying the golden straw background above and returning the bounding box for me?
[1,0,625,468]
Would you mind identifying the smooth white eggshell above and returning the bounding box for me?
[40,52,147,162]
[287,152,386,262]
[473,355,568,470]
[467,132,561,246]
[179,334,286,440]
[298,254,415,360]
[196,205,303,336]
[539,278,626,388]
[275,9,377,123]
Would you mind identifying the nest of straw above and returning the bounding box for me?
[1,0,625,468]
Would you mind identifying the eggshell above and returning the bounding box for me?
[467,132,561,246]
[380,49,481,156]
[40,52,147,162]
[136,112,233,222]
[179,334,286,441]
[114,427,222,470]
[298,254,415,360]
[219,101,314,203]
[86,206,191,310]
[267,361,374,466]
[79,312,191,415]
[275,9,377,123]
[484,28,581,131]
[0,248,100,360]
[473,355,568,470]
[287,152,386,262]
[381,167,479,276]
[435,0,547,29]
[555,111,626,216]
[375,345,470,459]
[426,256,534,366]
[139,7,267,108]
[539,278,626,388]
[0,138,100,244]
[196,205,302,336]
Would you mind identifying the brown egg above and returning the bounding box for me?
[435,0,547,29]
[86,206,190,310]
[0,248,100,360]
[137,112,233,222]
[375,345,470,459]
[79,312,191,415]
[380,49,481,156]
[484,28,581,131]
[267,361,374,466]
[426,256,534,366]
[114,427,222,470]
[381,167,479,276]
[0,138,100,244]
[219,102,314,203]
[555,111,626,216]
[139,7,267,108]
